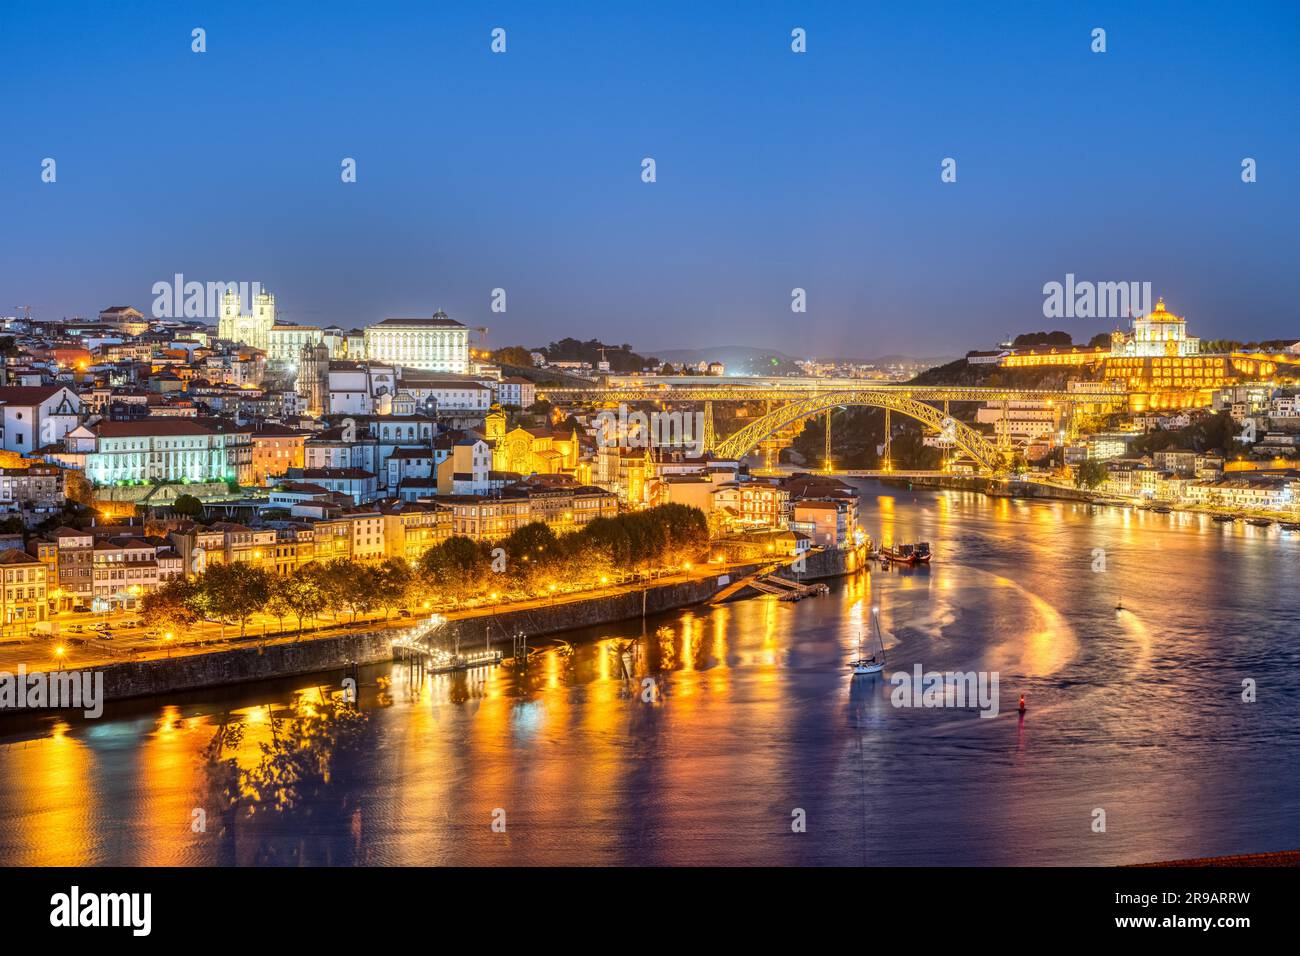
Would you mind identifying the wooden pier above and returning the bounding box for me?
[391,616,503,673]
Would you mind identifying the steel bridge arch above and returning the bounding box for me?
[711,390,1006,473]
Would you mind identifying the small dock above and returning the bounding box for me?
[391,616,503,673]
[392,638,502,673]
[712,566,828,604]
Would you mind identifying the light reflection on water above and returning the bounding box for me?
[2,482,1299,865]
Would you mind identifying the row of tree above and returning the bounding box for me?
[419,504,710,603]
[142,504,711,637]
[141,557,422,639]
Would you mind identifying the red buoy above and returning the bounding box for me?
[1018,694,1026,714]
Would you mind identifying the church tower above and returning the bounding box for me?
[298,342,330,416]
[218,286,275,351]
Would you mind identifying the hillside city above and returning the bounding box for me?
[0,290,1298,643]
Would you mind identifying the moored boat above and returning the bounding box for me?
[1247,518,1274,528]
[880,541,932,565]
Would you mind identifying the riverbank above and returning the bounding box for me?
[0,545,862,710]
[878,474,1300,522]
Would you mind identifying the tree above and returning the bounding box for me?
[1075,459,1108,489]
[140,577,200,639]
[279,565,325,638]
[1011,331,1072,349]
[501,522,557,564]
[373,558,414,620]
[313,561,353,621]
[326,560,378,622]
[201,563,271,637]
[492,345,534,367]
[420,536,489,603]
[172,494,204,519]
[64,471,95,507]
[264,582,293,635]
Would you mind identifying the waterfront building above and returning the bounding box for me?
[1101,460,1161,499]
[169,522,278,576]
[1185,473,1299,511]
[90,537,183,609]
[975,399,1062,447]
[380,501,450,562]
[48,527,94,609]
[363,313,470,373]
[1153,449,1199,477]
[0,549,48,626]
[711,480,790,530]
[791,498,858,548]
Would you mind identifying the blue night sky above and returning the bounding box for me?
[2,1,1297,358]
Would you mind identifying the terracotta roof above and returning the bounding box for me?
[93,420,213,437]
[0,549,42,565]
[0,385,71,405]
[371,315,464,329]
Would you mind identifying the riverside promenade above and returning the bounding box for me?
[0,547,861,707]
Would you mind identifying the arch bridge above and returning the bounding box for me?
[709,389,1004,472]
[537,381,1124,476]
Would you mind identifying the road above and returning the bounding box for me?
[0,562,745,674]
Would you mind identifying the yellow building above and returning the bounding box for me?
[485,405,582,476]
[0,550,48,626]
[1000,298,1286,411]
[381,503,450,562]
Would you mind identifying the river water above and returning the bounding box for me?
[2,481,1298,866]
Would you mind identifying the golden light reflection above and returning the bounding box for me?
[2,721,94,865]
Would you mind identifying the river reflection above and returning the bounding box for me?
[2,482,1299,865]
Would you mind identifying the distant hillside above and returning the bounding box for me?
[655,345,958,373]
[908,357,1101,390]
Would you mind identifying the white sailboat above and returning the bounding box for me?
[851,607,887,675]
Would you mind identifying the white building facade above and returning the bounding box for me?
[363,313,470,373]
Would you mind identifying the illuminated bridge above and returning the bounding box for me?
[537,380,1126,475]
